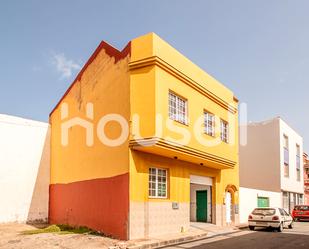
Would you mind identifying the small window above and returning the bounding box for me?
[283,135,289,177]
[257,197,269,208]
[149,168,167,198]
[168,91,188,125]
[296,144,301,181]
[220,119,229,143]
[204,111,215,136]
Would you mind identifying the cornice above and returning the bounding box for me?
[129,137,236,168]
[129,56,237,114]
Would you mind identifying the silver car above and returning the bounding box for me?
[248,207,293,232]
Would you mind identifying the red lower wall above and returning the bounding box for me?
[49,173,129,240]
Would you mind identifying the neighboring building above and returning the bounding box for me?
[239,117,304,223]
[0,114,50,223]
[49,33,240,240]
[304,153,309,204]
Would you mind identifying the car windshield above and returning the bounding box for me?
[252,208,276,216]
[294,206,309,211]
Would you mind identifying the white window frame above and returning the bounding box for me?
[220,119,229,143]
[149,167,168,198]
[168,91,188,125]
[204,111,215,137]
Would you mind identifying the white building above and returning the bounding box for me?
[239,117,304,223]
[0,114,50,223]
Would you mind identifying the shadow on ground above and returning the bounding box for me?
[162,230,309,249]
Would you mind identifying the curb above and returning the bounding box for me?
[127,229,242,249]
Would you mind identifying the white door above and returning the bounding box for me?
[225,192,232,224]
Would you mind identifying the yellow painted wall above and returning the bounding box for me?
[155,67,237,162]
[130,33,238,164]
[129,150,239,205]
[50,47,130,184]
[129,33,239,205]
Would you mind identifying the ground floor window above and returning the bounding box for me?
[149,168,167,198]
[257,197,269,207]
[282,192,289,212]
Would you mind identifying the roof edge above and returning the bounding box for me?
[49,40,131,117]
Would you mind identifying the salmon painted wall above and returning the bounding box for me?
[49,42,131,239]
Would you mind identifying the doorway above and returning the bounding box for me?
[225,191,232,224]
[196,190,207,222]
[190,175,213,223]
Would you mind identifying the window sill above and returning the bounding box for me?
[148,196,168,200]
[170,118,189,127]
[204,132,215,138]
[221,140,229,144]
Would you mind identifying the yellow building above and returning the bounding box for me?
[49,33,239,240]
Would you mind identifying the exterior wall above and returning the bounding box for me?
[129,150,231,239]
[130,33,238,167]
[49,42,131,240]
[239,117,304,218]
[279,119,304,194]
[0,114,50,223]
[239,119,281,192]
[129,33,240,239]
[239,187,281,224]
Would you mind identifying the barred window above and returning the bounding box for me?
[204,111,215,136]
[149,168,167,198]
[220,119,229,143]
[168,91,188,125]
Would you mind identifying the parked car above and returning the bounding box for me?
[248,207,293,232]
[292,205,309,221]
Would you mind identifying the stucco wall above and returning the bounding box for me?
[239,187,281,224]
[0,114,50,223]
[279,119,304,194]
[49,41,131,240]
[239,118,281,192]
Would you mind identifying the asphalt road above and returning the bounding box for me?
[162,222,309,249]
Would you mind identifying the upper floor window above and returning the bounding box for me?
[204,111,215,137]
[220,119,229,143]
[296,144,301,181]
[168,91,188,125]
[149,168,167,198]
[283,135,289,177]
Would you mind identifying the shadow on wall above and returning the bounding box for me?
[26,128,50,224]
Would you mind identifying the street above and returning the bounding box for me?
[162,222,309,249]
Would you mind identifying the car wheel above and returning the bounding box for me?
[277,222,283,232]
[249,226,255,231]
[288,222,293,229]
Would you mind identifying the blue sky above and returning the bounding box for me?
[0,0,308,151]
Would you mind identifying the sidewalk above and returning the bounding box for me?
[120,223,241,249]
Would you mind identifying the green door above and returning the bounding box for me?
[196,190,207,222]
[257,197,269,207]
